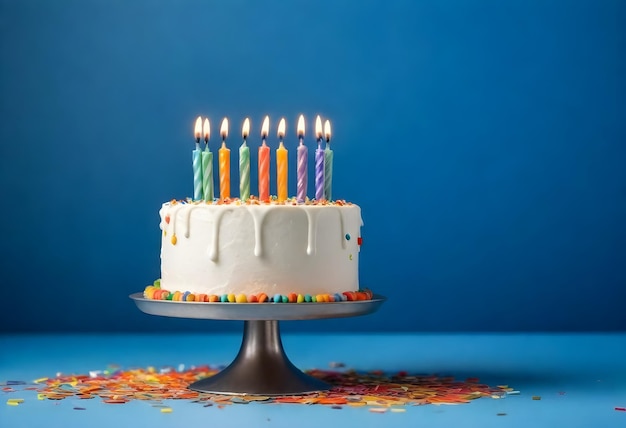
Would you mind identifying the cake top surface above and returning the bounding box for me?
[165,196,357,207]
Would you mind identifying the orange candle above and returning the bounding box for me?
[276,118,288,202]
[258,116,270,202]
[218,118,230,199]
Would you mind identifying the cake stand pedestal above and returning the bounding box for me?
[130,292,385,396]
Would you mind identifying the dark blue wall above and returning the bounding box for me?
[1,0,624,332]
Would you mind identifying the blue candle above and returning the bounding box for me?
[314,115,325,201]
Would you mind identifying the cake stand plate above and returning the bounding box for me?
[130,293,385,395]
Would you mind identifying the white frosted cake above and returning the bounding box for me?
[144,198,370,303]
[143,115,372,303]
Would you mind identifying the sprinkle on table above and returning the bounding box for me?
[7,364,516,411]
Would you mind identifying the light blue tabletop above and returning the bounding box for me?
[1,332,625,428]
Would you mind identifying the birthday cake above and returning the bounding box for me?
[144,115,372,303]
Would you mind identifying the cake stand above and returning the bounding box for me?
[130,292,385,396]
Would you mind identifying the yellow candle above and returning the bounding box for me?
[276,118,288,202]
[219,118,230,199]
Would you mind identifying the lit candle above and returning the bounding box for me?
[296,114,308,203]
[193,116,204,201]
[323,119,333,201]
[218,118,230,200]
[258,116,270,202]
[239,118,251,202]
[314,115,325,201]
[276,118,288,202]
[201,118,214,202]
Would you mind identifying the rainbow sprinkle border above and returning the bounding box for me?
[143,280,373,303]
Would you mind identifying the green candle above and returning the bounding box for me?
[201,118,214,202]
[323,119,333,201]
[239,118,251,201]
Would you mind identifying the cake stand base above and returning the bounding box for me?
[130,292,386,395]
[189,320,327,395]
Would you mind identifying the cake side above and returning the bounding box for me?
[158,199,363,298]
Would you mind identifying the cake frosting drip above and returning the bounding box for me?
[159,199,362,297]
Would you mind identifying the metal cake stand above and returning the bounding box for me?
[129,292,385,396]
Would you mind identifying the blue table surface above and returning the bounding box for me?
[1,332,625,428]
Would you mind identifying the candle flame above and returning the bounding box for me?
[297,115,305,138]
[203,118,210,142]
[261,116,269,139]
[324,120,331,142]
[242,118,250,139]
[315,115,323,140]
[194,116,202,141]
[277,118,286,139]
[220,118,229,140]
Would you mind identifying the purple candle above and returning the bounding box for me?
[314,115,325,201]
[296,115,308,203]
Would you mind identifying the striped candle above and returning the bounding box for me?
[218,118,230,199]
[276,118,288,202]
[323,119,333,201]
[314,115,325,201]
[193,116,203,201]
[296,115,307,203]
[239,118,250,201]
[258,116,270,202]
[201,118,214,202]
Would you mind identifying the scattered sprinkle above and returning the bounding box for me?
[6,364,515,411]
[73,407,86,410]
[532,396,542,400]
[615,407,626,412]
[103,399,128,404]
[497,412,507,416]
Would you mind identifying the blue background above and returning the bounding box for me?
[1,0,624,333]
